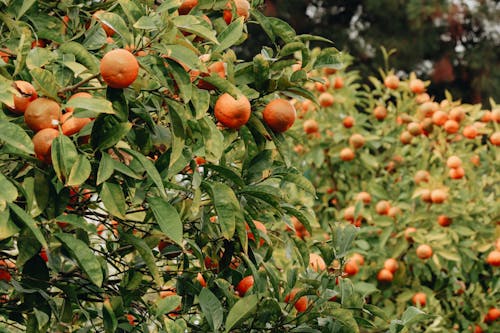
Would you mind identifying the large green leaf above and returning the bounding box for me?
[51,135,79,184]
[100,182,126,219]
[121,232,163,286]
[94,11,133,46]
[90,115,132,151]
[55,233,103,287]
[206,182,240,240]
[9,203,47,249]
[58,41,100,74]
[0,120,35,155]
[148,197,183,247]
[331,308,360,333]
[66,155,91,187]
[199,288,223,332]
[29,67,61,101]
[123,148,167,199]
[65,97,115,118]
[224,294,258,333]
[214,17,244,53]
[0,173,18,209]
[156,294,182,317]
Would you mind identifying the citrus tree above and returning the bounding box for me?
[0,0,429,332]
[290,51,500,332]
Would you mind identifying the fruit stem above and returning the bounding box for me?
[58,72,100,94]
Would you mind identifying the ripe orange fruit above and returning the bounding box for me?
[373,106,387,120]
[285,288,308,312]
[93,10,116,37]
[24,98,61,132]
[0,50,10,63]
[343,116,355,128]
[303,119,319,134]
[344,260,359,276]
[443,119,459,134]
[409,78,425,94]
[384,74,399,89]
[407,122,422,136]
[262,99,296,133]
[214,93,251,129]
[449,107,465,122]
[462,125,478,139]
[400,131,413,145]
[197,61,227,89]
[61,111,92,137]
[412,292,427,307]
[490,132,500,146]
[449,166,465,179]
[100,49,139,88]
[415,93,430,104]
[126,314,136,326]
[430,189,447,204]
[473,324,483,333]
[486,250,500,266]
[11,81,38,114]
[236,275,254,296]
[377,268,394,282]
[349,133,365,149]
[340,147,355,161]
[0,269,11,282]
[333,76,344,89]
[416,244,433,259]
[384,258,398,273]
[350,253,365,266]
[432,110,448,125]
[437,215,452,227]
[289,216,310,239]
[196,272,207,287]
[446,156,462,169]
[375,200,391,215]
[32,128,60,164]
[223,0,250,25]
[318,92,334,107]
[404,227,417,242]
[484,307,500,323]
[388,206,402,218]
[420,188,432,203]
[39,248,48,262]
[419,101,438,118]
[309,253,326,272]
[414,170,430,185]
[355,191,371,205]
[178,0,198,14]
[246,220,267,247]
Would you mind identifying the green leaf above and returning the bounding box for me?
[196,74,241,97]
[268,17,296,43]
[94,11,133,46]
[90,115,132,151]
[51,135,79,184]
[55,233,103,287]
[156,294,182,317]
[160,44,203,71]
[123,149,167,199]
[172,15,218,44]
[9,203,47,249]
[119,0,144,23]
[199,288,223,332]
[0,173,18,208]
[103,300,118,333]
[331,308,360,333]
[224,294,258,333]
[165,59,192,103]
[401,306,429,326]
[148,197,183,247]
[250,9,275,42]
[100,182,126,219]
[314,47,343,70]
[336,224,358,258]
[65,97,115,118]
[121,232,163,286]
[13,27,32,77]
[274,171,316,196]
[54,214,97,233]
[214,17,244,53]
[0,120,34,155]
[253,54,269,91]
[134,14,164,30]
[66,155,91,187]
[16,0,35,19]
[33,308,49,331]
[198,117,224,163]
[97,152,115,185]
[207,182,240,239]
[29,67,61,101]
[0,209,19,241]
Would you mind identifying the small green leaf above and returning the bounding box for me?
[58,41,100,74]
[214,17,244,53]
[123,149,167,199]
[0,120,35,155]
[54,214,97,233]
[121,232,163,286]
[29,67,61,100]
[224,294,258,332]
[55,233,103,287]
[90,115,132,151]
[401,306,429,326]
[97,152,115,185]
[100,182,126,219]
[199,288,223,332]
[103,300,118,333]
[65,97,115,118]
[66,155,91,187]
[51,135,79,184]
[9,203,47,249]
[0,173,18,207]
[148,197,183,247]
[0,209,19,241]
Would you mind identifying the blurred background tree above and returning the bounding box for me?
[249,0,500,105]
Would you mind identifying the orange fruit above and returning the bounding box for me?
[333,76,344,89]
[384,74,399,89]
[314,82,327,92]
[350,253,365,266]
[0,269,11,282]
[24,98,61,132]
[11,81,38,114]
[409,78,425,94]
[178,0,198,15]
[318,92,334,107]
[414,170,430,185]
[61,112,92,136]
[420,188,432,203]
[355,191,371,205]
[432,110,448,125]
[481,111,492,122]
[415,93,430,104]
[388,206,402,218]
[383,258,398,273]
[446,156,462,169]
[416,244,433,259]
[285,288,308,312]
[443,119,459,134]
[0,50,10,63]
[404,227,417,242]
[462,125,478,139]
[419,101,438,118]
[290,216,310,239]
[340,147,355,161]
[93,10,116,37]
[343,260,359,276]
[303,119,319,134]
[197,61,227,89]
[449,166,465,179]
[32,128,60,164]
[473,324,483,333]
[486,250,500,266]
[490,132,500,146]
[236,275,254,296]
[246,220,267,246]
[100,49,139,88]
[196,272,207,287]
[400,131,413,145]
[449,107,465,122]
[437,215,452,227]
[126,314,136,326]
[343,206,356,222]
[262,99,296,133]
[430,189,447,204]
[223,0,250,25]
[343,116,355,128]
[373,105,387,120]
[375,200,391,215]
[484,307,500,323]
[214,93,251,129]
[309,253,326,272]
[412,292,427,307]
[377,268,394,282]
[349,133,365,149]
[39,248,48,262]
